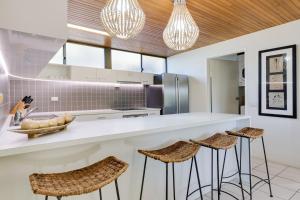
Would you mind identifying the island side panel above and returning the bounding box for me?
[0,118,250,200]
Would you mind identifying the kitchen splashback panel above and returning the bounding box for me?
[9,78,145,112]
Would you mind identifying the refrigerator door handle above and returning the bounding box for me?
[176,76,180,113]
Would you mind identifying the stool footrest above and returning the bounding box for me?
[241,172,271,189]
[221,182,250,195]
[221,171,239,179]
[186,184,212,197]
[187,187,242,200]
[187,180,246,198]
[223,171,271,190]
[215,189,240,200]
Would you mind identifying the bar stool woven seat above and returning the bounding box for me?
[138,141,199,163]
[227,127,264,139]
[191,133,237,150]
[138,141,203,200]
[29,156,128,197]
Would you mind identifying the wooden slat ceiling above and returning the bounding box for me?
[68,0,300,57]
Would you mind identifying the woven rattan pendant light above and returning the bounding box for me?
[100,0,146,39]
[163,0,199,50]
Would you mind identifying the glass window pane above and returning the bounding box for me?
[142,55,166,74]
[49,47,63,64]
[66,43,105,68]
[111,50,141,72]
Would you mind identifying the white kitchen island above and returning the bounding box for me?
[0,112,250,200]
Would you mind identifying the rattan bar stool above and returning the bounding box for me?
[29,156,128,200]
[226,127,273,200]
[138,141,203,200]
[190,133,245,200]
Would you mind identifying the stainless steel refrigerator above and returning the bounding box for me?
[146,73,189,114]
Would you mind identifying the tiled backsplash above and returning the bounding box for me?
[10,78,146,112]
[0,66,9,129]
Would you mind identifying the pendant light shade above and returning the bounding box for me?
[100,0,146,39]
[163,0,199,51]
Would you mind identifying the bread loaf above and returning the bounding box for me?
[64,113,73,123]
[57,116,66,126]
[39,120,49,128]
[21,114,73,130]
[48,118,58,127]
[21,119,40,130]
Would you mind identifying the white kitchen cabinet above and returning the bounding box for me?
[96,69,117,83]
[74,109,160,122]
[75,113,120,122]
[115,70,154,84]
[38,63,71,80]
[97,69,154,84]
[70,66,98,82]
[148,110,161,116]
[141,72,154,85]
[116,70,141,83]
[42,64,154,84]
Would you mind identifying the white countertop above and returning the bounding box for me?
[0,113,250,158]
[28,108,161,116]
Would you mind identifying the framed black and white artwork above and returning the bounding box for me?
[258,45,297,118]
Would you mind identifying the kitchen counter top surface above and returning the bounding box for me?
[0,112,250,158]
[29,108,161,116]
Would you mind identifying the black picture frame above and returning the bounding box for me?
[258,45,297,118]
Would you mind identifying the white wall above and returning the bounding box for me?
[0,0,67,39]
[168,19,300,167]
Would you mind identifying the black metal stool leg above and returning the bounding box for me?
[99,189,102,200]
[217,150,220,200]
[139,156,148,200]
[57,197,62,200]
[193,156,204,200]
[166,163,169,200]
[186,157,193,200]
[211,149,214,200]
[115,179,120,200]
[240,137,243,172]
[248,138,252,200]
[239,137,243,185]
[45,196,48,200]
[219,149,227,192]
[262,137,273,197]
[172,163,176,200]
[235,146,245,200]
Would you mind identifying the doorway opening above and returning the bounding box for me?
[208,53,245,115]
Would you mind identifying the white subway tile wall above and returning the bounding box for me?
[9,78,145,112]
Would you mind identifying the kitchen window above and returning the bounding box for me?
[111,50,141,72]
[49,42,167,73]
[142,55,166,74]
[66,43,105,68]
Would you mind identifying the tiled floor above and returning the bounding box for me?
[199,157,300,200]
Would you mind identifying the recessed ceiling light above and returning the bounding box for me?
[67,23,110,37]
